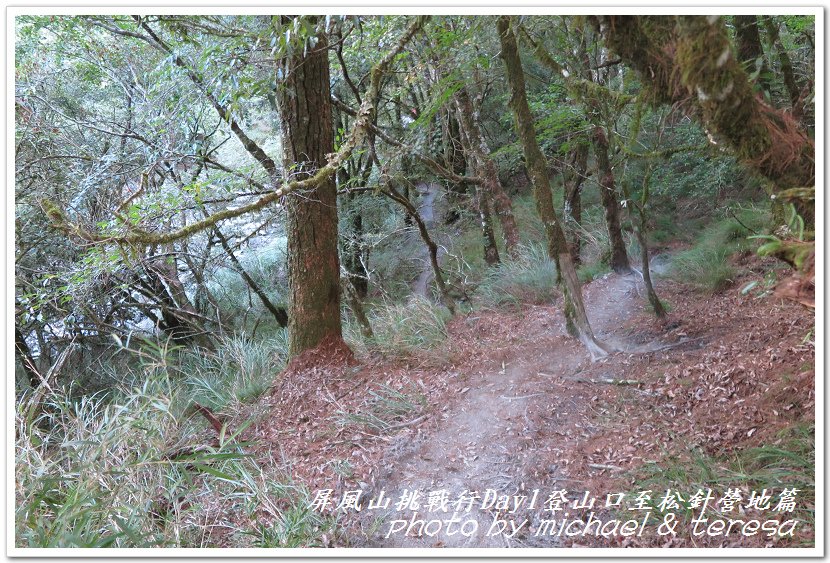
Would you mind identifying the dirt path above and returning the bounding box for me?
[350,272,646,547]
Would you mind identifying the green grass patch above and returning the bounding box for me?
[476,243,559,307]
[627,424,814,546]
[346,297,451,359]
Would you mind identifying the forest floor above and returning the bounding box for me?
[230,254,814,549]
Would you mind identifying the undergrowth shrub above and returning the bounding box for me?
[15,336,327,548]
[669,206,770,293]
[347,297,451,359]
[476,243,558,306]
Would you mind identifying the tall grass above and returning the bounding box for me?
[476,243,559,306]
[668,206,770,293]
[346,297,451,359]
[15,335,330,548]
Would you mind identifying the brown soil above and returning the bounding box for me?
[228,256,814,549]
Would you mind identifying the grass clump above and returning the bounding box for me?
[347,297,451,359]
[477,243,558,306]
[15,336,329,548]
[668,206,770,293]
[669,246,737,293]
[183,332,288,411]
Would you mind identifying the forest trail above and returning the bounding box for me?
[351,272,647,547]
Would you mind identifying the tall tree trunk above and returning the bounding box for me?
[454,97,500,265]
[454,87,521,257]
[563,141,588,266]
[498,16,609,360]
[734,15,771,94]
[592,126,631,273]
[761,16,804,120]
[278,28,345,357]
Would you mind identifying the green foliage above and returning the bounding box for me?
[477,243,558,306]
[668,206,769,293]
[346,297,450,359]
[15,337,326,548]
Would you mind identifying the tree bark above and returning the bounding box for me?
[592,126,631,273]
[562,141,588,266]
[734,15,771,93]
[498,16,609,360]
[454,96,500,266]
[278,29,345,357]
[454,87,521,257]
[596,16,814,197]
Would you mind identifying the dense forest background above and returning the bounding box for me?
[14,14,816,549]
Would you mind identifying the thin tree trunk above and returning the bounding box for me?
[498,16,610,360]
[15,326,41,389]
[343,275,373,338]
[734,15,771,93]
[563,141,588,266]
[634,219,665,318]
[278,27,345,357]
[454,99,500,265]
[761,16,804,119]
[454,87,521,257]
[210,219,288,328]
[592,126,631,273]
[382,183,457,315]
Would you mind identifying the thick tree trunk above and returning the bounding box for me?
[498,16,609,360]
[563,141,588,266]
[454,87,521,257]
[592,127,631,273]
[278,30,345,357]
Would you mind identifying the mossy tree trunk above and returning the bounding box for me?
[497,16,610,360]
[278,29,345,357]
[734,15,771,94]
[454,87,521,257]
[596,15,814,222]
[454,98,500,265]
[592,126,631,273]
[563,140,588,266]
